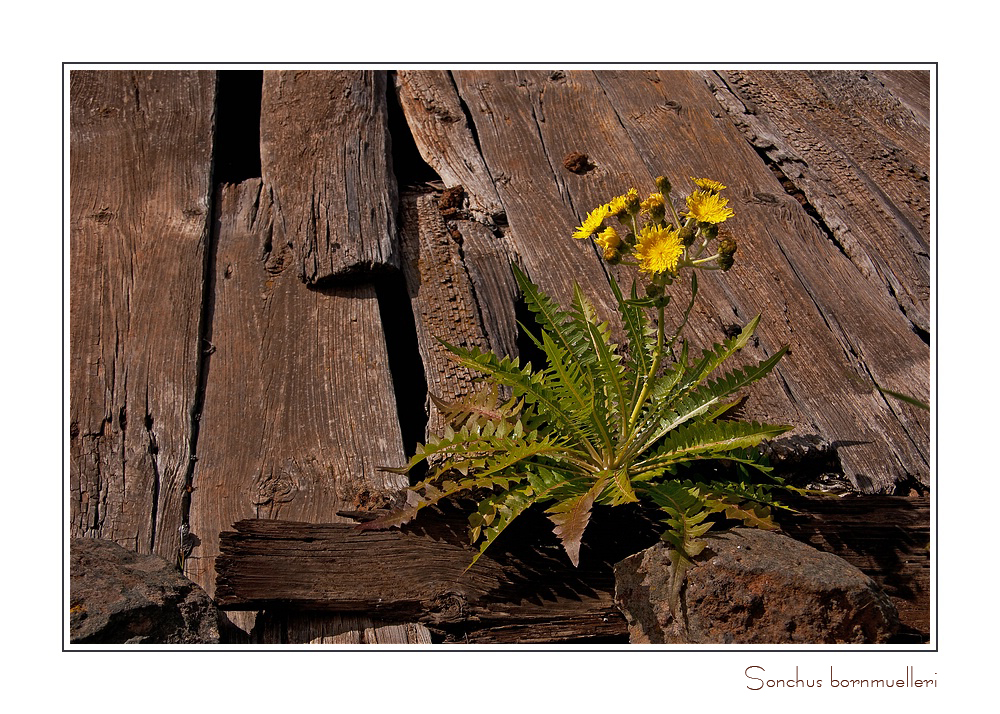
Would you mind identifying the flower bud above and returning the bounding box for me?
[718,254,735,271]
[625,190,641,215]
[718,236,737,257]
[700,222,719,240]
[679,226,696,247]
[645,282,664,298]
[655,175,672,195]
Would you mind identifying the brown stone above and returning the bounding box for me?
[70,538,220,644]
[614,528,899,644]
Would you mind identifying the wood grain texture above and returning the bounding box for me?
[69,70,215,558]
[186,179,409,597]
[778,494,930,641]
[216,516,629,644]
[260,70,398,283]
[708,69,931,336]
[401,69,928,492]
[449,71,620,321]
[398,189,521,436]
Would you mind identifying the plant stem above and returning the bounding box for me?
[628,302,666,432]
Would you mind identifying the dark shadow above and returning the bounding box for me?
[374,271,429,467]
[213,70,263,184]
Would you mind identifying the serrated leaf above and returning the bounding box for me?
[546,476,607,566]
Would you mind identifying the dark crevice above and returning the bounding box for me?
[753,144,849,261]
[213,70,263,184]
[375,272,429,471]
[385,71,439,188]
[514,296,548,375]
[183,196,218,554]
[179,80,230,567]
[144,400,161,554]
[382,71,437,467]
[449,72,484,159]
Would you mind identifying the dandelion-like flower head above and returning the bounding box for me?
[690,177,727,193]
[594,226,622,261]
[635,225,684,275]
[685,190,735,224]
[573,204,610,239]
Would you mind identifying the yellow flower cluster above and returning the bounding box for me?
[572,176,738,281]
[594,226,622,261]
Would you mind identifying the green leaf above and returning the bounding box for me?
[634,420,792,474]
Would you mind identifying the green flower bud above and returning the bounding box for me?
[679,226,697,247]
[718,254,735,271]
[655,175,672,195]
[645,282,664,298]
[718,236,737,257]
[700,222,719,240]
[625,192,641,215]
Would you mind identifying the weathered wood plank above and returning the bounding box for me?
[708,69,931,336]
[260,70,398,283]
[777,494,930,641]
[397,188,522,437]
[250,613,434,645]
[186,179,409,598]
[448,71,620,322]
[69,70,215,559]
[216,516,629,644]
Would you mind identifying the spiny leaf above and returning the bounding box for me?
[546,475,608,566]
[634,420,792,474]
[467,466,577,568]
[586,320,629,437]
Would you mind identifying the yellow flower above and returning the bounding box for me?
[607,188,639,217]
[640,192,664,213]
[690,177,727,192]
[635,225,684,275]
[573,204,610,239]
[595,226,622,260]
[685,190,735,224]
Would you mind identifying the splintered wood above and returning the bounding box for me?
[260,70,399,282]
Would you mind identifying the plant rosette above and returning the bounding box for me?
[361,176,795,607]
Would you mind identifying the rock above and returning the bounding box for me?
[614,528,899,644]
[70,538,220,644]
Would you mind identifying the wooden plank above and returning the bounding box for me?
[260,70,398,283]
[708,69,931,336]
[185,179,410,599]
[395,71,505,224]
[69,70,215,559]
[216,493,927,644]
[398,190,491,437]
[448,71,620,321]
[434,69,927,492]
[216,516,629,644]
